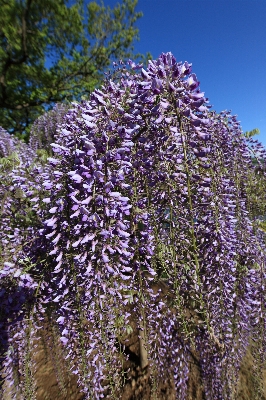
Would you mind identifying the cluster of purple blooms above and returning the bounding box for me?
[1,52,266,399]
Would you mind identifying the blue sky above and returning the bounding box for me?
[104,0,266,146]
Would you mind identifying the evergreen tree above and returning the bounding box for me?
[0,0,150,141]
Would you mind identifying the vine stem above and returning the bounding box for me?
[177,114,211,334]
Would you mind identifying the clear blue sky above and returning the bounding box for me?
[104,0,266,146]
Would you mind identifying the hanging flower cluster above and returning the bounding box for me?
[0,114,65,398]
[29,103,70,157]
[1,53,266,400]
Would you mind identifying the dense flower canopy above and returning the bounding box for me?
[1,52,266,400]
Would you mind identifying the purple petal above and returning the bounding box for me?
[60,337,68,345]
[71,174,83,183]
[102,254,109,263]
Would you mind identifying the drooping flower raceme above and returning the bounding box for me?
[29,103,70,156]
[0,128,44,398]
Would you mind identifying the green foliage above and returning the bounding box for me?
[244,127,266,221]
[0,0,151,141]
[0,151,20,170]
[247,168,266,220]
[244,128,260,138]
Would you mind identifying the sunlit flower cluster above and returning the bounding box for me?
[1,52,266,399]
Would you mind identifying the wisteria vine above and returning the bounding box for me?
[1,52,266,400]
